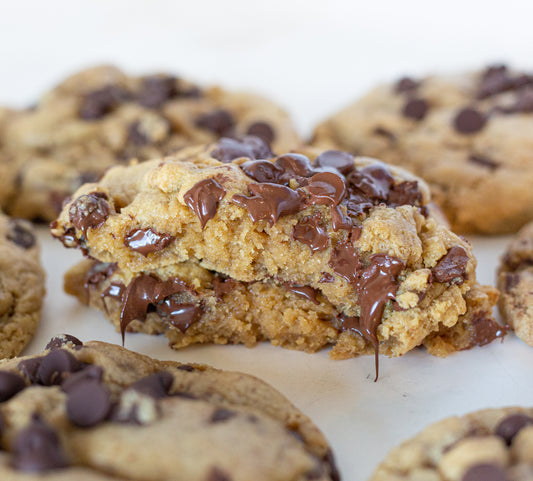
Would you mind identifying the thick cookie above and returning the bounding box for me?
[1,65,300,221]
[0,212,45,357]
[313,64,533,234]
[51,139,502,371]
[497,221,533,346]
[370,407,533,480]
[0,336,339,481]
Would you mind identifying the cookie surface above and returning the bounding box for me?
[0,65,300,221]
[51,139,502,368]
[370,407,533,480]
[497,221,533,346]
[0,212,45,358]
[313,65,533,234]
[0,336,339,480]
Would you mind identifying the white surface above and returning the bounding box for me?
[2,1,533,479]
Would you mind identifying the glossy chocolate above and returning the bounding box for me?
[183,178,226,229]
[432,246,469,284]
[124,228,174,255]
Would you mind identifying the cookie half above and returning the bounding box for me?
[0,212,45,357]
[0,336,338,481]
[313,64,533,234]
[370,407,533,480]
[1,65,300,221]
[497,221,533,346]
[51,139,502,369]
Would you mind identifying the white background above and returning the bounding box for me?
[2,1,533,480]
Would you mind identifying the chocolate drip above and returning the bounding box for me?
[119,275,192,341]
[183,178,226,229]
[284,284,320,305]
[292,215,329,253]
[124,228,174,256]
[432,246,469,284]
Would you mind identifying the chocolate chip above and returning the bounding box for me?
[129,371,174,399]
[66,379,111,427]
[402,98,429,120]
[395,77,419,94]
[137,75,177,108]
[69,192,110,236]
[320,272,334,283]
[0,371,26,402]
[232,183,304,226]
[128,121,150,146]
[62,365,104,393]
[504,272,520,291]
[212,277,238,299]
[240,159,283,183]
[124,228,175,256]
[158,300,203,333]
[306,171,347,207]
[45,335,83,351]
[432,246,469,284]
[246,121,275,145]
[329,241,361,285]
[348,165,394,202]
[11,415,68,472]
[388,181,422,207]
[315,150,355,175]
[183,178,226,229]
[469,315,506,348]
[177,364,196,372]
[292,215,329,253]
[36,349,81,386]
[211,136,273,163]
[17,358,44,384]
[453,108,487,134]
[468,154,499,170]
[275,154,315,181]
[6,219,36,249]
[210,408,237,423]
[462,464,506,481]
[79,86,128,120]
[207,467,232,481]
[495,413,533,444]
[284,284,320,305]
[196,109,235,136]
[506,87,533,113]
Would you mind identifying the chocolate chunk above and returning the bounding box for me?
[284,284,320,305]
[432,246,469,284]
[212,277,238,299]
[36,349,82,386]
[130,371,174,399]
[137,75,177,108]
[128,121,150,146]
[495,413,533,445]
[232,183,303,226]
[462,464,506,481]
[246,121,275,145]
[11,415,68,472]
[388,181,422,207]
[210,408,237,423]
[402,98,429,121]
[124,228,175,255]
[329,241,361,285]
[196,109,235,136]
[17,357,44,384]
[6,219,36,249]
[292,215,329,253]
[69,192,110,236]
[79,86,128,120]
[306,171,347,207]
[211,136,273,163]
[395,77,419,93]
[275,154,315,182]
[315,150,355,175]
[453,108,487,134]
[468,154,499,170]
[348,165,394,202]
[45,335,83,351]
[240,159,283,183]
[0,371,26,402]
[183,178,226,229]
[62,365,104,393]
[469,316,506,348]
[119,275,191,339]
[66,379,111,427]
[158,300,203,333]
[207,467,232,481]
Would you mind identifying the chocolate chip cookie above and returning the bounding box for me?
[312,64,533,234]
[50,138,502,374]
[0,335,339,480]
[0,212,45,358]
[370,407,533,480]
[497,221,533,347]
[1,65,300,222]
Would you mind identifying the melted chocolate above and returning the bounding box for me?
[246,121,275,145]
[328,241,362,285]
[314,150,354,175]
[124,228,174,256]
[284,284,320,305]
[292,215,329,253]
[212,277,239,299]
[157,300,203,333]
[69,192,110,236]
[211,136,272,163]
[183,178,226,229]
